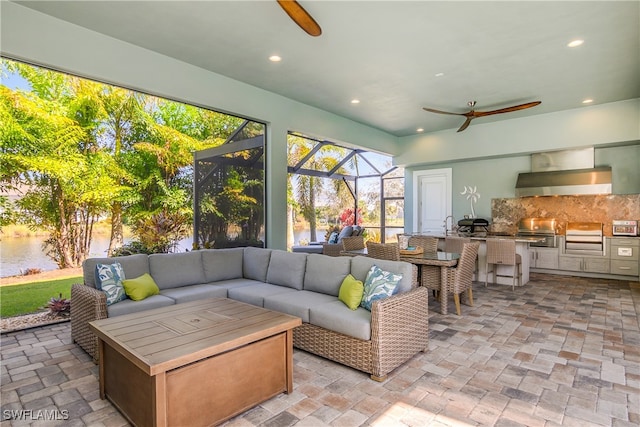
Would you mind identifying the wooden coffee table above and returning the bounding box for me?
[89,298,301,426]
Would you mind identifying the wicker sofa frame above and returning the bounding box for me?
[71,251,426,381]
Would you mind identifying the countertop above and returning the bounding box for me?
[414,233,546,244]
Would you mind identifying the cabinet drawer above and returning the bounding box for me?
[610,245,640,261]
[610,260,639,276]
[610,238,640,247]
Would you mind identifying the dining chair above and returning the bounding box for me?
[366,241,400,261]
[341,236,365,251]
[444,236,470,253]
[485,238,521,291]
[441,242,480,315]
[408,236,438,253]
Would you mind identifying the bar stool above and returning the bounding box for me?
[485,239,521,291]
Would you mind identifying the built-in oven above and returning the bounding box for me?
[612,220,638,236]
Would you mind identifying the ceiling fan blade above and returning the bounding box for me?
[457,117,474,132]
[474,101,542,117]
[422,107,466,116]
[277,0,322,36]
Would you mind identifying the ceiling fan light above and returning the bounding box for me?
[350,99,360,104]
[269,55,282,62]
[567,39,584,48]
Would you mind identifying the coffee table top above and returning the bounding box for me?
[89,298,301,375]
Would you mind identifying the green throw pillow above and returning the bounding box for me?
[122,273,160,301]
[338,274,364,310]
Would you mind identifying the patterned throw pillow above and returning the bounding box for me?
[95,262,127,305]
[360,265,403,311]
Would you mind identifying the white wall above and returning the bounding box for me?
[1,2,399,250]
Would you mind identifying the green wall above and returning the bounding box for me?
[404,144,640,231]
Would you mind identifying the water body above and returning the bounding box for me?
[0,229,326,277]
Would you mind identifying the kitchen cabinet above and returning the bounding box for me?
[609,237,639,277]
[558,255,610,273]
[530,247,559,269]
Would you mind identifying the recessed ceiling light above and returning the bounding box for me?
[567,39,584,48]
[435,73,445,77]
[269,55,282,62]
[351,99,360,104]
[416,128,424,133]
[582,99,593,104]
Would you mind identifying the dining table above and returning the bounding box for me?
[340,248,461,313]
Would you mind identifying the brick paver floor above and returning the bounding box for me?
[1,273,639,426]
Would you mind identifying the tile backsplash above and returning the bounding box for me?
[491,194,640,236]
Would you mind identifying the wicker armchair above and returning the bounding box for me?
[366,242,400,261]
[439,242,480,315]
[485,238,521,290]
[341,236,365,251]
[408,236,438,253]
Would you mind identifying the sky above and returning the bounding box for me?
[1,69,32,91]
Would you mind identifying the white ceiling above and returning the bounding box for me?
[15,1,640,137]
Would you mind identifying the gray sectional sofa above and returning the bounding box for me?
[71,247,429,381]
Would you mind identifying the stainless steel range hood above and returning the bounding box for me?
[515,148,612,197]
[515,166,612,197]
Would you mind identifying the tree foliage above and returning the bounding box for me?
[1,59,261,266]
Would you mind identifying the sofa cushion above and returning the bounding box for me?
[243,247,272,282]
[160,284,228,304]
[338,274,364,310]
[201,248,244,282]
[309,300,372,341]
[122,273,160,301]
[266,250,307,290]
[149,251,205,290]
[83,254,149,289]
[303,254,351,296]
[264,290,337,323]
[107,294,175,317]
[336,226,353,243]
[350,256,413,294]
[228,283,297,307]
[204,278,265,291]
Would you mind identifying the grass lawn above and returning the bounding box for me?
[0,276,81,318]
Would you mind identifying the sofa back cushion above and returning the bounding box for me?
[149,251,205,290]
[201,248,244,282]
[83,254,149,289]
[266,250,307,290]
[350,256,414,294]
[303,254,351,296]
[243,247,272,282]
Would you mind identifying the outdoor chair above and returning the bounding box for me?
[341,236,365,251]
[440,242,480,315]
[366,241,400,261]
[444,236,470,253]
[408,236,438,253]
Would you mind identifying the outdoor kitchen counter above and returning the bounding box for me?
[417,233,544,286]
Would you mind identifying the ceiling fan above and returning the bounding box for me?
[422,100,542,132]
[277,0,322,37]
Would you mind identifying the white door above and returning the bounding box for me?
[413,169,452,234]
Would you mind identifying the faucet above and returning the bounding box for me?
[443,215,456,235]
